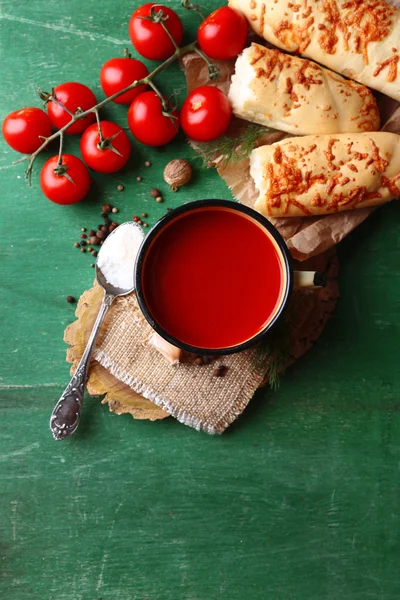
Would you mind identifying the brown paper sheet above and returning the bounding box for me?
[181,17,400,261]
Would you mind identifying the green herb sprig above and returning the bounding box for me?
[197,124,271,170]
[253,317,293,390]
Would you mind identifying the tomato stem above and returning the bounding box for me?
[39,91,76,118]
[22,35,218,182]
[94,108,105,144]
[158,16,180,52]
[147,79,169,112]
[181,0,205,20]
[57,132,64,166]
[193,47,220,81]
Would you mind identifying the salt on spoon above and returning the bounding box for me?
[50,222,145,441]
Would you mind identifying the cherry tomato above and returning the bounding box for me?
[40,154,91,205]
[128,91,179,147]
[47,82,97,134]
[2,107,53,154]
[198,7,248,60]
[80,121,131,173]
[181,86,232,142]
[129,3,184,61]
[100,57,149,105]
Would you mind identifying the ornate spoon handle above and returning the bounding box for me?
[50,292,115,441]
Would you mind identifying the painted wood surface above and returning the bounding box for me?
[1,1,400,599]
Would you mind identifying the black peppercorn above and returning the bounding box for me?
[91,250,98,257]
[80,240,87,246]
[150,188,161,198]
[102,203,112,213]
[66,296,75,303]
[214,365,228,377]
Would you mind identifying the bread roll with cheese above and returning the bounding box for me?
[250,132,400,217]
[229,43,380,135]
[228,0,400,102]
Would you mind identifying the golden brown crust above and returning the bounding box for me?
[228,43,380,135]
[250,132,400,217]
[229,0,400,101]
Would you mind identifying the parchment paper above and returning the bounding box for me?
[181,11,400,261]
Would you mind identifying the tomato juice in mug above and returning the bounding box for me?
[135,200,323,355]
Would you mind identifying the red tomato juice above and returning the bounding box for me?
[141,206,286,349]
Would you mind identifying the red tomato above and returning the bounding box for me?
[40,154,91,204]
[129,3,184,61]
[100,57,149,105]
[47,82,97,134]
[80,121,131,173]
[2,107,53,154]
[128,91,179,147]
[181,86,232,142]
[198,7,248,60]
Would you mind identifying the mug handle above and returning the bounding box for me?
[294,271,326,290]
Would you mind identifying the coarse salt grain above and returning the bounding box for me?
[97,223,144,290]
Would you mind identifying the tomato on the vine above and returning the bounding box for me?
[100,56,149,105]
[80,121,131,173]
[47,82,97,134]
[129,3,184,61]
[198,7,248,60]
[181,86,232,142]
[40,154,91,204]
[2,107,53,154]
[128,91,179,147]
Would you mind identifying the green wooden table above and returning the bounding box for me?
[1,1,400,598]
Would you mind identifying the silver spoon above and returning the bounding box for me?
[50,221,145,441]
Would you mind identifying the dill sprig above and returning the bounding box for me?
[196,123,271,169]
[253,317,293,390]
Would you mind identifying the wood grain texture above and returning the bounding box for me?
[1,1,400,599]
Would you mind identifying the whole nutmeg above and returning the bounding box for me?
[163,159,192,192]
